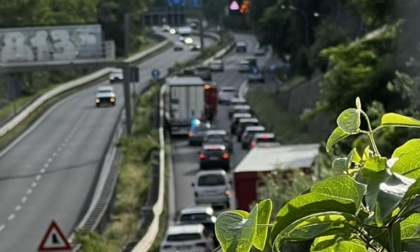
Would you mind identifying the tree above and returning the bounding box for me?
[215,97,420,251]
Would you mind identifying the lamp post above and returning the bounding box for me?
[281,5,319,47]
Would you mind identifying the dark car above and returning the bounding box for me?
[236,118,259,141]
[230,113,252,135]
[250,132,280,149]
[241,126,266,149]
[195,66,212,81]
[228,105,252,119]
[199,144,230,171]
[189,123,211,146]
[202,129,233,153]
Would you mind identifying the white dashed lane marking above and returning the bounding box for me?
[0,110,89,232]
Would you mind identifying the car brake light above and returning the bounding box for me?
[188,131,194,137]
[199,153,207,159]
[204,84,211,89]
[222,153,229,159]
[262,135,270,139]
[251,142,256,148]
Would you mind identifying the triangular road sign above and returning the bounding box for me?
[38,220,72,251]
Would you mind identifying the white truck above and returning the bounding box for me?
[163,76,207,136]
[177,26,193,36]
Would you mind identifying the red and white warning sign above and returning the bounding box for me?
[38,220,72,251]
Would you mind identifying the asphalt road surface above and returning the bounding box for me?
[0,30,214,251]
[170,33,272,218]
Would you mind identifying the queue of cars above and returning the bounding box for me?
[160,39,277,252]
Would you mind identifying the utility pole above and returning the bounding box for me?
[124,13,130,58]
[122,65,132,136]
[199,10,205,56]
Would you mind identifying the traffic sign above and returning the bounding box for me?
[38,220,72,251]
[191,0,202,7]
[168,0,185,7]
[252,67,259,75]
[151,69,160,79]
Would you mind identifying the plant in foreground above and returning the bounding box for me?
[215,97,420,252]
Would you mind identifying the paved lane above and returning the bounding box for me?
[170,33,272,216]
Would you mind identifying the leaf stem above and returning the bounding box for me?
[257,224,274,227]
[361,111,381,156]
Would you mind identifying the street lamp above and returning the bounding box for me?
[280,4,320,46]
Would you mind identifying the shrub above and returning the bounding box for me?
[215,97,420,252]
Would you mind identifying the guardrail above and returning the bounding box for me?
[0,39,170,139]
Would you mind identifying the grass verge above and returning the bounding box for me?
[245,88,322,144]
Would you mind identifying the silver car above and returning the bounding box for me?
[209,60,224,72]
[192,169,231,208]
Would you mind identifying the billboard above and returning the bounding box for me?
[0,24,104,64]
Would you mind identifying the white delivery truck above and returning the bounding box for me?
[177,26,193,36]
[163,76,206,136]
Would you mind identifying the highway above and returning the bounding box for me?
[170,33,272,217]
[0,30,214,251]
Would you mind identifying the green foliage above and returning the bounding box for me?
[215,97,420,251]
[75,229,108,252]
[318,24,399,117]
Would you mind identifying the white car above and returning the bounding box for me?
[174,42,184,51]
[218,86,237,104]
[192,169,231,208]
[109,68,123,83]
[209,60,224,72]
[160,224,215,252]
[238,59,252,72]
[95,86,116,107]
[176,206,217,232]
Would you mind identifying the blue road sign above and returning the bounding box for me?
[191,0,203,7]
[252,67,259,75]
[168,0,185,7]
[151,69,160,79]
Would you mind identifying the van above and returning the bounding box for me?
[236,41,247,53]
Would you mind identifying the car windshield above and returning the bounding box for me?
[180,213,210,222]
[98,90,112,93]
[167,233,202,241]
[198,174,225,186]
[205,134,225,142]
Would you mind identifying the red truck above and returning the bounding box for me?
[204,84,218,122]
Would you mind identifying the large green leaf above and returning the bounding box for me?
[375,173,415,226]
[337,108,361,134]
[254,199,272,251]
[215,209,257,252]
[381,113,420,128]
[404,179,420,201]
[270,193,357,243]
[311,235,368,252]
[311,175,366,211]
[392,139,420,179]
[273,212,358,251]
[326,127,350,152]
[401,213,420,240]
